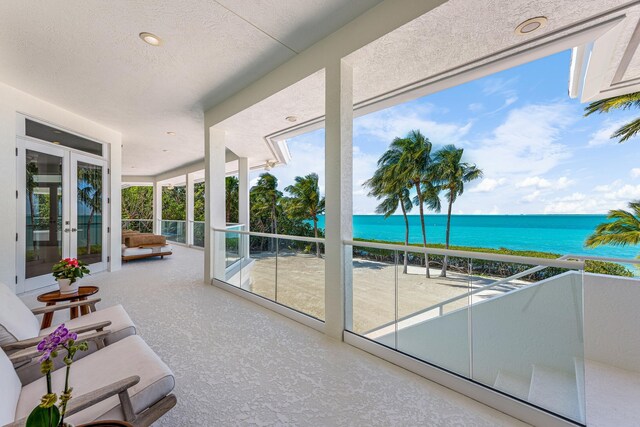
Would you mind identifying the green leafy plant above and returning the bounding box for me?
[52,258,90,283]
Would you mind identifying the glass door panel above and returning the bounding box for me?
[24,149,64,280]
[75,161,103,265]
[71,154,107,272]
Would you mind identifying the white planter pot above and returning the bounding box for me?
[58,278,79,294]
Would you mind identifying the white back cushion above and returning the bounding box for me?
[0,282,40,344]
[0,348,21,425]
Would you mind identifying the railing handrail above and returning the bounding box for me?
[344,239,584,269]
[212,227,324,244]
[161,219,187,223]
[563,253,640,265]
[122,218,153,221]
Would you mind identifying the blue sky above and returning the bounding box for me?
[253,49,640,215]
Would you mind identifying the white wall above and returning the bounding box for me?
[0,81,122,293]
[584,273,640,372]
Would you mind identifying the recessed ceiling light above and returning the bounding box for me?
[515,17,548,35]
[139,32,162,46]
[285,116,298,123]
[52,130,62,134]
[166,131,176,136]
[52,141,60,145]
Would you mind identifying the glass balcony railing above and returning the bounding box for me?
[346,241,585,424]
[215,228,325,321]
[193,221,205,248]
[121,219,153,233]
[161,220,186,244]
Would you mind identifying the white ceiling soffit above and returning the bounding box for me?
[0,0,382,176]
[346,0,640,112]
[214,0,640,155]
[573,3,640,101]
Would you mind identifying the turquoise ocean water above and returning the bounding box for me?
[315,214,637,260]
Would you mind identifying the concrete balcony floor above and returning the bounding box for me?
[21,245,527,426]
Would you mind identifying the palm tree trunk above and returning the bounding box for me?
[28,191,36,243]
[440,194,453,277]
[400,199,409,274]
[415,183,430,278]
[86,208,95,255]
[313,217,320,258]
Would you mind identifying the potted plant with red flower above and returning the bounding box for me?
[52,258,90,295]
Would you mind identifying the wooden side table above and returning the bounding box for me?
[36,286,100,329]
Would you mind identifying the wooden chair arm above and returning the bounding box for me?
[8,330,111,365]
[31,298,102,315]
[6,376,140,427]
[1,321,112,352]
[65,375,140,419]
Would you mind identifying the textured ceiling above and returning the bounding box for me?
[3,0,639,179]
[213,0,640,166]
[0,0,382,176]
[347,0,639,105]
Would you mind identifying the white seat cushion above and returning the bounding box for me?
[15,335,174,425]
[0,348,21,426]
[0,282,40,345]
[40,304,136,345]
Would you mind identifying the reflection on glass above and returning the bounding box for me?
[77,162,103,265]
[25,150,63,279]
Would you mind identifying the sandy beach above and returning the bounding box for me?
[248,251,507,335]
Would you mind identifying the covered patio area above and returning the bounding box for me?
[19,246,524,426]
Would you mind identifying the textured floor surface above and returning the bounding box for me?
[21,245,528,426]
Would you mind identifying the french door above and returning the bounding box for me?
[17,138,108,293]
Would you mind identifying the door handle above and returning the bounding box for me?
[64,228,70,233]
[71,228,77,232]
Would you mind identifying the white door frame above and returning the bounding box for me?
[16,137,109,293]
[16,137,69,293]
[70,152,108,274]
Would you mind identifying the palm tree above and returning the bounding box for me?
[431,145,482,277]
[586,201,640,251]
[284,173,325,257]
[251,173,282,251]
[363,163,413,273]
[585,92,640,142]
[225,176,239,223]
[380,130,434,277]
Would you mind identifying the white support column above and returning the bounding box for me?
[153,181,162,235]
[108,141,122,272]
[238,157,250,258]
[186,173,195,246]
[204,128,227,284]
[324,59,353,339]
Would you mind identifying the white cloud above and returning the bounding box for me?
[468,103,484,112]
[354,104,472,146]
[587,119,638,146]
[467,102,575,178]
[631,168,640,178]
[522,190,541,203]
[556,176,573,189]
[517,176,551,189]
[470,177,506,193]
[482,77,518,96]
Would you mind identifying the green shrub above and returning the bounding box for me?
[351,238,634,279]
